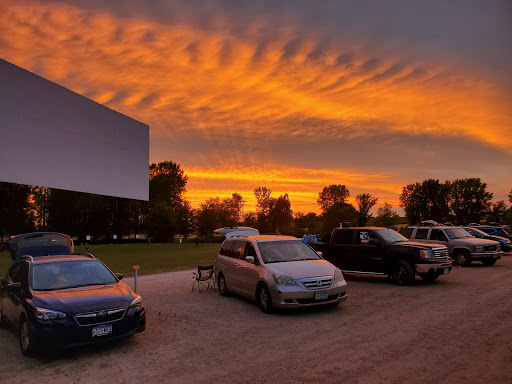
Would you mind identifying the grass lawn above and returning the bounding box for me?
[0,243,220,277]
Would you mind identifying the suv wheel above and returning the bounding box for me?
[19,316,38,356]
[391,261,415,286]
[257,284,274,314]
[454,250,471,266]
[0,307,5,328]
[481,258,497,266]
[218,274,230,297]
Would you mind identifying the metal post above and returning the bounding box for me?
[133,265,140,293]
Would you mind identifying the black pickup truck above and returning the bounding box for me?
[309,227,452,285]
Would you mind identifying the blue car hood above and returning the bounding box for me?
[32,282,134,313]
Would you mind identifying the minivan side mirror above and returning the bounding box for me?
[7,282,22,294]
[115,273,123,280]
[245,256,255,264]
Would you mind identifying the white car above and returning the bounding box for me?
[214,227,348,313]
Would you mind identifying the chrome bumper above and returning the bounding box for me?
[416,262,452,274]
[470,251,503,260]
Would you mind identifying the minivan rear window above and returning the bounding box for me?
[219,240,234,257]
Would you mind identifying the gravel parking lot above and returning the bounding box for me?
[1,253,512,384]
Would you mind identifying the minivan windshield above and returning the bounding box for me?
[32,260,117,291]
[258,240,321,263]
[445,228,472,239]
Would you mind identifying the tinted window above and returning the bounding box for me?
[245,243,257,258]
[232,241,247,260]
[220,240,234,257]
[13,262,29,288]
[415,228,429,239]
[333,230,353,245]
[7,262,22,281]
[430,229,448,241]
[399,228,413,239]
[32,260,117,291]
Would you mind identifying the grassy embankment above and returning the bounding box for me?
[0,243,220,277]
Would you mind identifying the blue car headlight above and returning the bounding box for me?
[35,307,67,320]
[129,295,143,308]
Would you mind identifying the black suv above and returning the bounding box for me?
[0,253,145,356]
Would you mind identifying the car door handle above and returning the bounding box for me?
[239,265,244,269]
[233,263,239,268]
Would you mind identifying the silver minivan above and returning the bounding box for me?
[214,227,348,313]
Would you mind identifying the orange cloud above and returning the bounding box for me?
[1,0,510,213]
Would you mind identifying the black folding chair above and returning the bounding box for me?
[191,265,216,293]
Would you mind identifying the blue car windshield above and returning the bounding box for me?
[32,260,117,291]
[258,240,321,263]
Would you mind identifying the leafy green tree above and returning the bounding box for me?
[487,201,508,224]
[399,182,422,224]
[355,193,379,226]
[317,185,350,212]
[254,187,293,233]
[374,202,400,227]
[509,189,512,204]
[149,161,188,206]
[195,194,244,238]
[399,179,451,224]
[320,202,358,235]
[449,178,493,224]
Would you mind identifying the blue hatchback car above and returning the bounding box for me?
[0,235,145,356]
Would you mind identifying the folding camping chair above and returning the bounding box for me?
[191,265,216,293]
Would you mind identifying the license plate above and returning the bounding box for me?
[92,324,112,337]
[315,291,328,300]
[444,268,450,274]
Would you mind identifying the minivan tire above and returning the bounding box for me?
[391,260,415,286]
[454,250,471,267]
[257,284,274,314]
[218,274,230,297]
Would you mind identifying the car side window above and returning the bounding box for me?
[430,229,447,242]
[232,241,247,260]
[358,231,371,244]
[333,230,353,245]
[399,228,413,238]
[220,240,234,257]
[7,262,22,282]
[12,262,29,289]
[245,243,257,258]
[244,243,259,264]
[415,228,429,240]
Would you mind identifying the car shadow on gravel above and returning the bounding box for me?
[342,272,457,288]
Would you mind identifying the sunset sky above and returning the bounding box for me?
[1,0,511,214]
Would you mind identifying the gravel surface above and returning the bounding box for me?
[1,253,512,384]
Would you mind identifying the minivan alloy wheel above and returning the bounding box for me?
[218,274,229,297]
[258,285,274,314]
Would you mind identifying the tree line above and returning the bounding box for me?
[1,161,511,243]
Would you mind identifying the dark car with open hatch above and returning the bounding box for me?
[0,233,145,356]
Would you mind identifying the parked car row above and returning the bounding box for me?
[0,233,145,356]
[397,226,503,266]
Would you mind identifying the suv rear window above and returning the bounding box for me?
[415,228,429,239]
[399,228,413,238]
